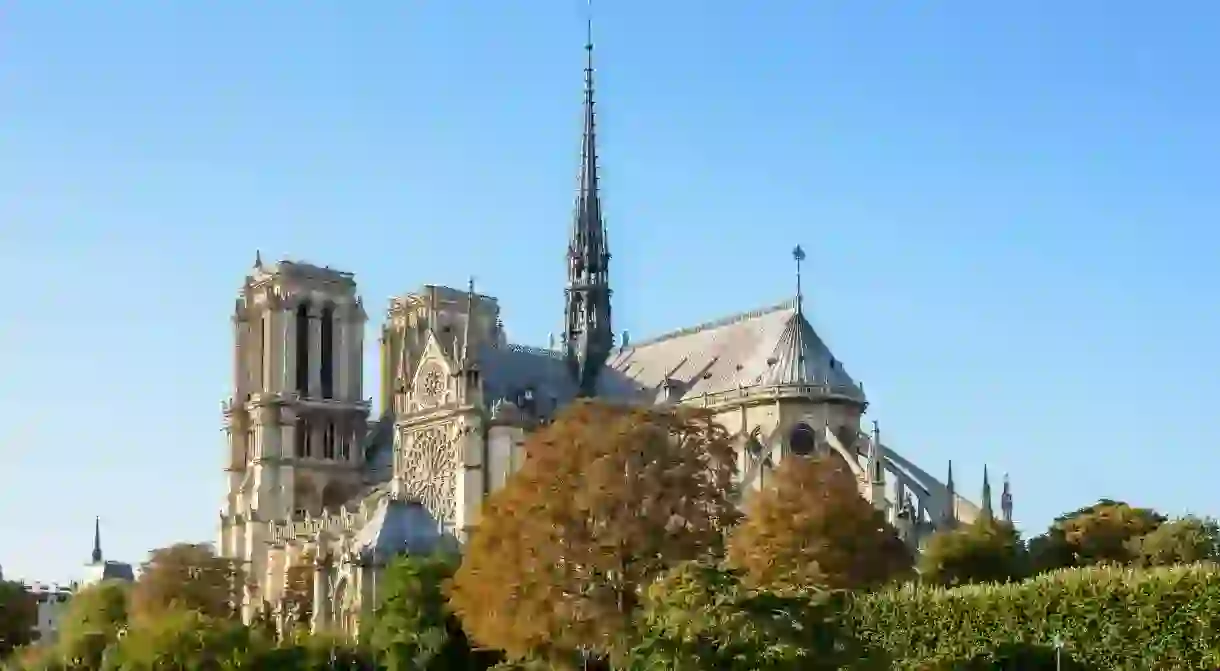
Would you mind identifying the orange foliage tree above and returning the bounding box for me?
[448,400,739,668]
[129,543,246,622]
[728,454,913,591]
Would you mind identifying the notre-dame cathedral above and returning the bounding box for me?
[218,33,1009,635]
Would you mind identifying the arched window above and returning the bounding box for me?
[788,423,818,457]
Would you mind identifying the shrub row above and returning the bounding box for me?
[846,563,1220,670]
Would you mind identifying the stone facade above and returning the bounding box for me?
[217,36,1011,637]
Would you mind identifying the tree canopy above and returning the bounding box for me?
[129,544,245,622]
[448,401,739,668]
[918,519,1027,586]
[623,560,867,671]
[0,579,36,658]
[365,553,493,671]
[1127,515,1220,567]
[728,454,912,591]
[1028,499,1166,571]
[55,580,130,670]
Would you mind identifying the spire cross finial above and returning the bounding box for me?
[792,245,806,312]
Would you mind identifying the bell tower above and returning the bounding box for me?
[219,257,370,605]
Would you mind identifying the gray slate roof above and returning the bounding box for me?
[350,496,445,564]
[608,300,862,402]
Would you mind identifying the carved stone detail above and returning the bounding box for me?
[401,426,455,525]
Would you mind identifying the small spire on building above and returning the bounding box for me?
[792,245,806,316]
[254,250,263,269]
[980,466,994,522]
[461,277,476,366]
[943,460,957,526]
[1001,473,1013,523]
[91,517,103,565]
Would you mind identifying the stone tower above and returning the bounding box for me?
[563,21,614,397]
[219,258,369,612]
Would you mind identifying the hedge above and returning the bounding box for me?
[845,563,1220,670]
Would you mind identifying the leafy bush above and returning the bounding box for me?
[848,563,1220,670]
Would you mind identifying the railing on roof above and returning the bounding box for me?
[268,507,370,544]
[688,382,866,408]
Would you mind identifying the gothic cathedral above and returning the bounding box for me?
[219,33,1010,635]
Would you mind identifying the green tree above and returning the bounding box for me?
[0,579,36,659]
[100,608,253,671]
[1029,499,1165,571]
[728,455,912,592]
[918,519,1027,586]
[365,554,494,671]
[55,580,129,670]
[623,561,873,671]
[449,401,739,669]
[1127,515,1220,567]
[129,544,245,622]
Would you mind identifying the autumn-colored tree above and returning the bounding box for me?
[449,401,739,668]
[1127,516,1220,567]
[623,561,874,671]
[1028,500,1166,571]
[55,580,130,670]
[0,579,36,659]
[366,554,495,671]
[128,544,245,622]
[918,519,1027,586]
[728,455,913,591]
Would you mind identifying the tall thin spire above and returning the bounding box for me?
[564,2,613,397]
[792,245,806,316]
[91,517,103,564]
[981,466,994,522]
[1001,473,1013,523]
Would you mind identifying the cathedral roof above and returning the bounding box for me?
[606,300,863,403]
[350,495,444,565]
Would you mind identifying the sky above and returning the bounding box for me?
[2,1,1218,584]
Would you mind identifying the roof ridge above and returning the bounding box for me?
[626,298,797,350]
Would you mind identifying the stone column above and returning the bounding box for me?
[336,308,348,402]
[308,304,322,398]
[311,552,331,633]
[283,302,297,394]
[233,316,244,399]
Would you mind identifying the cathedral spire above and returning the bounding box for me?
[1001,473,1013,523]
[563,8,613,397]
[91,516,103,565]
[980,465,994,522]
[942,460,957,527]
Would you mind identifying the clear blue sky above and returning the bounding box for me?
[2,1,1218,584]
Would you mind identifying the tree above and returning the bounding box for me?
[55,580,130,670]
[1028,500,1165,571]
[1127,515,1220,567]
[128,544,245,622]
[728,455,912,592]
[918,519,1027,586]
[365,554,494,671]
[623,561,874,671]
[449,401,739,668]
[0,579,36,659]
[100,608,253,671]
